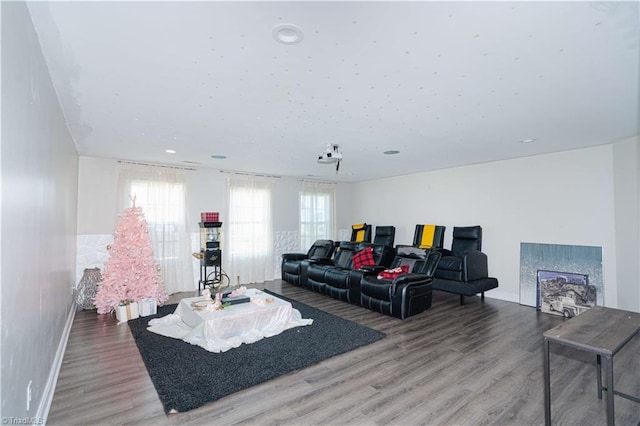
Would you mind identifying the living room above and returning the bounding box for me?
[2,1,639,424]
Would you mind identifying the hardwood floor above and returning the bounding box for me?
[48,281,640,425]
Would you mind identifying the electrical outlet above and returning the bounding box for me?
[26,380,32,411]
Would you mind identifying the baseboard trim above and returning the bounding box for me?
[484,289,519,304]
[38,303,76,424]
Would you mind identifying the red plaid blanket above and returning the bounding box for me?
[352,247,376,269]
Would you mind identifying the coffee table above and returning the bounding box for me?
[147,289,313,352]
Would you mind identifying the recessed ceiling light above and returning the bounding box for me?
[272,24,304,45]
[211,154,227,160]
[383,150,400,155]
[165,149,176,154]
[519,138,537,144]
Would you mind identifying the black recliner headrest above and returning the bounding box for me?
[373,226,396,247]
[308,240,334,259]
[451,226,482,253]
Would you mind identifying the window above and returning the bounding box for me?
[130,180,184,260]
[224,175,274,283]
[300,181,336,249]
[228,186,271,256]
[117,163,194,294]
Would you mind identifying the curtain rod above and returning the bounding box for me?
[117,160,196,171]
[299,179,337,185]
[219,170,281,179]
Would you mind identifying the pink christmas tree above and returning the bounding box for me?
[94,198,169,314]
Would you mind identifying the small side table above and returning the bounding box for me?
[543,306,640,425]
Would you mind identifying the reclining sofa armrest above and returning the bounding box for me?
[390,273,432,296]
[462,250,489,282]
[360,265,386,273]
[308,257,335,265]
[281,253,310,281]
[282,253,309,262]
[347,268,376,306]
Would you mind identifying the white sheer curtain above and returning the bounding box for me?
[117,163,195,294]
[300,181,337,250]
[223,174,274,284]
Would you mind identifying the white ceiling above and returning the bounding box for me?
[27,1,639,182]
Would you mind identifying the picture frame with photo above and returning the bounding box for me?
[536,270,596,318]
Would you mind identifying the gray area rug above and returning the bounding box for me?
[128,289,385,413]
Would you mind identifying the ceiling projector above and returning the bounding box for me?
[317,143,343,163]
[317,143,343,173]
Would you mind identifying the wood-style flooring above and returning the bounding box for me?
[48,280,640,425]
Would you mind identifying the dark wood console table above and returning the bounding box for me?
[543,306,640,425]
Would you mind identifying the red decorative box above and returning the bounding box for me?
[201,212,219,222]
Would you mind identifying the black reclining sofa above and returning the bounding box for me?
[282,241,445,319]
[283,224,498,311]
[432,226,499,304]
[302,241,395,303]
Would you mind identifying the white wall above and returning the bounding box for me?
[1,1,79,421]
[350,145,621,307]
[76,157,353,286]
[78,141,638,312]
[612,136,640,312]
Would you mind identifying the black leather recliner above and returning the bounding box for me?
[303,241,360,295]
[358,246,442,319]
[374,225,396,247]
[281,239,334,286]
[432,226,498,304]
[302,242,395,303]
